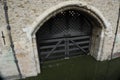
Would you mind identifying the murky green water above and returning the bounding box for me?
[20,55,120,80]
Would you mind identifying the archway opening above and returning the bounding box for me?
[35,9,102,63]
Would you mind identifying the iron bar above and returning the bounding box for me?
[1,31,6,45]
[3,0,22,79]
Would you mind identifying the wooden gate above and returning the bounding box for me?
[36,10,92,62]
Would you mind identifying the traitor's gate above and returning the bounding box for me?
[36,9,92,63]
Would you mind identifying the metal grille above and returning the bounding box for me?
[36,10,92,62]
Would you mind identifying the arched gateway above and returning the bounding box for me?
[30,1,108,73]
[36,9,93,62]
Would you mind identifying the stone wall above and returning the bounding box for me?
[0,0,119,79]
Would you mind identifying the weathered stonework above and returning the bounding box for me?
[0,0,119,79]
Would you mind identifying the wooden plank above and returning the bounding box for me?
[69,36,90,40]
[40,46,89,55]
[70,40,87,54]
[44,40,62,59]
[40,41,90,49]
[39,35,90,43]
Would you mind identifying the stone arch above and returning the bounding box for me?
[29,1,109,74]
